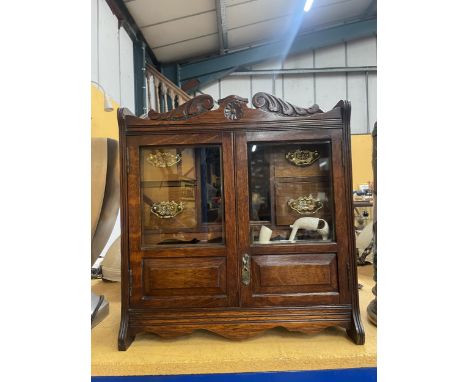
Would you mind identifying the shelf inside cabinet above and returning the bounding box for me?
[140,180,198,188]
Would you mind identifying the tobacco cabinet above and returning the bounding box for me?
[117,93,364,350]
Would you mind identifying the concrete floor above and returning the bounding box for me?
[91,264,376,376]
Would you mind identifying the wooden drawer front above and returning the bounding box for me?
[273,148,330,178]
[143,257,226,297]
[275,181,332,226]
[251,253,338,294]
[141,147,196,182]
[142,186,197,230]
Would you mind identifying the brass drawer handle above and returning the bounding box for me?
[288,194,323,215]
[241,254,251,286]
[150,201,184,219]
[285,149,319,166]
[147,152,181,167]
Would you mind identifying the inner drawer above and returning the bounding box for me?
[142,185,198,230]
[141,147,196,182]
[273,146,330,178]
[274,181,332,226]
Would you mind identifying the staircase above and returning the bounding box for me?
[145,63,191,113]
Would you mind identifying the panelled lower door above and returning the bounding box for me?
[235,130,351,307]
[127,132,238,308]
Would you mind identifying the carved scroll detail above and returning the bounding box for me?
[252,92,323,116]
[219,95,248,121]
[148,94,214,120]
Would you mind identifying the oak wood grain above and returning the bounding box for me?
[117,94,364,350]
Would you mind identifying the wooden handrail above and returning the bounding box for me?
[145,63,191,114]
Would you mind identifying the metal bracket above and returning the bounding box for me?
[241,254,251,286]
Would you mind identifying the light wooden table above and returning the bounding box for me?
[92,265,376,376]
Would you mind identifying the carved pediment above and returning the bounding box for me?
[252,92,323,116]
[148,94,214,121]
[125,92,340,127]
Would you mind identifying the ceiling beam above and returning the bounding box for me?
[179,18,377,86]
[230,66,377,76]
[182,67,238,95]
[215,0,228,55]
[364,0,377,17]
[106,0,159,68]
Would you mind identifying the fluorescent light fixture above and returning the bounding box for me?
[104,93,114,112]
[304,0,314,12]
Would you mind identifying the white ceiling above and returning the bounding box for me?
[124,0,375,64]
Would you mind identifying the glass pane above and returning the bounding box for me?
[140,145,224,246]
[248,141,335,244]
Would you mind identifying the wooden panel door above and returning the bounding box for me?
[235,130,351,307]
[126,132,239,308]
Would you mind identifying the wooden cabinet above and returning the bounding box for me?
[117,93,364,350]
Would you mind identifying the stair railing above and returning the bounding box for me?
[145,64,191,114]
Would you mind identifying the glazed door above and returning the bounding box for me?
[235,130,351,307]
[127,132,238,308]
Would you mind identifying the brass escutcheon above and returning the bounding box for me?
[241,254,251,286]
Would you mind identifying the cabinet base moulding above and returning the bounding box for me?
[118,306,364,350]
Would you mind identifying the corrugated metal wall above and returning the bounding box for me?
[91,0,135,112]
[200,36,376,134]
[91,0,137,259]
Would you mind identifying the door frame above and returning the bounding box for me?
[126,132,239,308]
[234,129,351,307]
